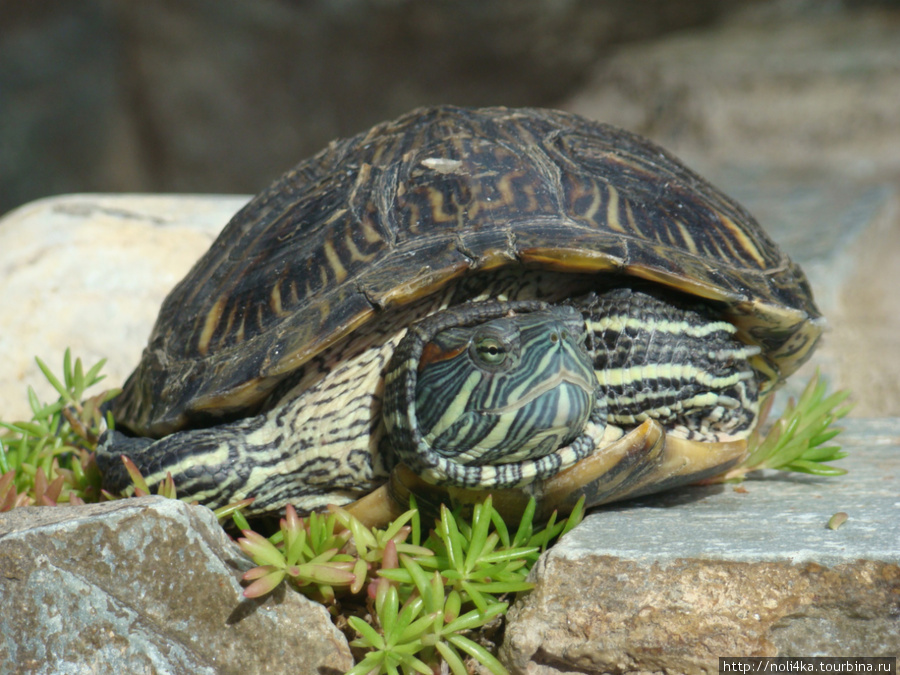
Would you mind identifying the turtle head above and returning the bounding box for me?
[415,308,596,463]
[384,302,600,489]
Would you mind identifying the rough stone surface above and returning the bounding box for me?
[0,194,244,421]
[501,418,900,674]
[565,7,900,173]
[0,497,353,675]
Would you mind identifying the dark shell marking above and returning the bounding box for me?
[113,106,821,441]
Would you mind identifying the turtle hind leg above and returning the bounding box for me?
[96,430,154,494]
[96,428,240,506]
[97,414,380,516]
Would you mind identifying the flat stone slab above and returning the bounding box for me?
[502,417,900,673]
[554,418,899,566]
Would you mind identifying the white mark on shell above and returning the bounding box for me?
[421,157,463,174]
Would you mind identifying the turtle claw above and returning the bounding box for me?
[342,421,748,527]
[340,481,410,529]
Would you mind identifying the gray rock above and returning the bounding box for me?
[0,194,243,422]
[501,417,900,674]
[0,496,353,675]
[565,7,900,173]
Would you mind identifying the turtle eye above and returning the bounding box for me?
[473,336,508,367]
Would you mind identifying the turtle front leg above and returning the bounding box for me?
[344,418,747,527]
[97,407,384,516]
[582,287,762,442]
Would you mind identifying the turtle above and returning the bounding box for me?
[97,105,822,525]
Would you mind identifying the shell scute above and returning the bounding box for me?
[551,126,784,275]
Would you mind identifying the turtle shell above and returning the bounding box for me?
[113,106,822,438]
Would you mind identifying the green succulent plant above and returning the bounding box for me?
[237,505,357,603]
[347,555,509,675]
[234,493,585,675]
[0,350,117,509]
[0,350,855,673]
[724,369,852,481]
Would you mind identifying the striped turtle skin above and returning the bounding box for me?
[385,301,602,490]
[98,105,823,521]
[384,288,759,495]
[409,305,597,472]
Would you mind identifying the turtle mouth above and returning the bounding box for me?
[479,368,596,414]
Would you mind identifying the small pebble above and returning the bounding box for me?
[827,511,849,530]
